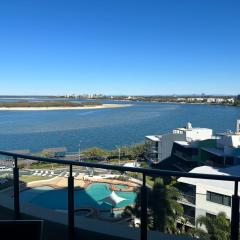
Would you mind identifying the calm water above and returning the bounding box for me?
[0,98,239,152]
[20,183,136,210]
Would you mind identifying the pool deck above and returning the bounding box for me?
[23,175,139,192]
[0,176,192,240]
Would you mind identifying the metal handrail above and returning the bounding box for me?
[1,150,240,181]
[0,150,239,240]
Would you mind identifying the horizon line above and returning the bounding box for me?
[0,94,238,97]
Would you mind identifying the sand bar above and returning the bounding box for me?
[0,103,132,111]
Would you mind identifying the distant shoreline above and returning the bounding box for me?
[0,103,132,111]
[108,99,240,107]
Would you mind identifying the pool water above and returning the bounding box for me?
[20,183,136,210]
[116,184,128,189]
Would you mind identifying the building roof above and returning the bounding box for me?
[174,141,192,148]
[217,132,240,137]
[176,127,212,132]
[201,147,225,157]
[178,165,240,194]
[42,147,67,153]
[145,135,160,142]
[9,149,30,154]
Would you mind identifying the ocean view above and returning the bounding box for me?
[0,97,239,152]
[1,1,240,239]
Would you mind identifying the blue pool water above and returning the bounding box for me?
[116,184,128,189]
[20,183,136,210]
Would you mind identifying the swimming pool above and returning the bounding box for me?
[20,183,136,210]
[116,184,128,189]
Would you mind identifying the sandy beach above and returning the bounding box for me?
[0,103,132,111]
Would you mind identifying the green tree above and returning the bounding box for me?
[108,143,149,161]
[148,177,183,233]
[234,95,240,105]
[191,212,230,240]
[129,143,149,161]
[82,147,109,160]
[42,151,53,158]
[123,177,183,234]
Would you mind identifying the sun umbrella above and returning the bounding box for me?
[101,191,126,207]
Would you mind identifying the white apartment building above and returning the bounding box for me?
[206,98,225,103]
[145,123,213,163]
[218,120,240,148]
[178,165,240,226]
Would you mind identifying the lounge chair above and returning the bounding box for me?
[32,170,38,176]
[37,170,44,176]
[42,171,48,177]
[58,171,65,177]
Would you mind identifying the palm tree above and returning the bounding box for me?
[123,177,183,234]
[191,212,230,240]
[148,177,183,233]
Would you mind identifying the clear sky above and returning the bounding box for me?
[0,0,239,95]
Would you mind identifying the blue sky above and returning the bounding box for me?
[0,0,239,95]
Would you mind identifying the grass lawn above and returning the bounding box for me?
[27,162,65,169]
[108,159,134,163]
[0,175,53,190]
[20,175,52,183]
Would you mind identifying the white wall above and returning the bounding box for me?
[185,129,213,142]
[195,184,233,220]
[218,135,240,148]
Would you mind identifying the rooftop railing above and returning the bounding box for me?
[0,150,240,240]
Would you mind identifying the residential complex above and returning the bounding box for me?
[145,122,213,164]
[178,165,239,227]
[146,120,240,230]
[146,120,240,171]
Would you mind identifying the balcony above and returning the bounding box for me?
[183,214,195,227]
[178,193,196,206]
[0,150,240,240]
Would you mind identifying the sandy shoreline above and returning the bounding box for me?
[0,103,132,111]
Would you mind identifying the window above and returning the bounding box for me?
[206,212,230,222]
[206,191,231,207]
[206,213,216,219]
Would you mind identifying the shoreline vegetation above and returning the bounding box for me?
[10,143,149,170]
[0,101,102,108]
[0,101,131,111]
[54,94,240,107]
[100,95,240,107]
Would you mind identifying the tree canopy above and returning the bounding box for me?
[191,212,230,240]
[123,177,184,234]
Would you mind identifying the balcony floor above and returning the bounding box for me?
[0,204,194,240]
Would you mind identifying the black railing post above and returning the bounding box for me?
[141,173,148,240]
[68,164,75,240]
[231,181,239,240]
[13,156,20,219]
